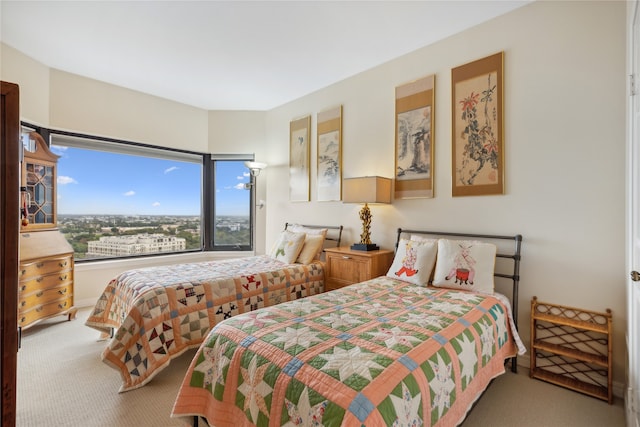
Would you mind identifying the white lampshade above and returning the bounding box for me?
[342,176,392,204]
[244,161,267,177]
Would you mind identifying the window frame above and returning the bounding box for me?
[207,155,255,252]
[25,122,256,262]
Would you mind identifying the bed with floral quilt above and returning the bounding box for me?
[171,229,525,426]
[85,223,342,392]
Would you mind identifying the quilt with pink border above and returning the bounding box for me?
[172,276,525,426]
[85,255,324,392]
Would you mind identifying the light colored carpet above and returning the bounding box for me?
[16,308,626,427]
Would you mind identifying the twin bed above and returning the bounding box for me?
[85,223,343,392]
[87,226,524,426]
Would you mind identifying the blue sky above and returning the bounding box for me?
[52,145,251,216]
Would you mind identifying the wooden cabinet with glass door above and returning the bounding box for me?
[19,131,76,329]
[21,132,58,230]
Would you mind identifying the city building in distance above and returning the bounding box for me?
[87,234,186,258]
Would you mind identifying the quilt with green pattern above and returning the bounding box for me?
[172,275,524,426]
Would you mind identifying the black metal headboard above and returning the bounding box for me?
[285,223,343,249]
[396,228,523,372]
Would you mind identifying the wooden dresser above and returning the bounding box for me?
[18,131,76,330]
[19,231,76,329]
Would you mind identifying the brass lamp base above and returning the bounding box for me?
[350,243,380,251]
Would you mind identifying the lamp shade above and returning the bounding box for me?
[244,161,267,177]
[342,176,392,204]
[244,161,267,171]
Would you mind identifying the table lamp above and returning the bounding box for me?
[342,176,391,251]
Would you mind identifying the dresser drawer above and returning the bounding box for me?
[19,255,73,278]
[18,296,74,327]
[19,270,73,295]
[19,284,73,311]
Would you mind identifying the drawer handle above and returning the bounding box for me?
[59,261,68,268]
[58,288,67,295]
[36,262,44,268]
[58,302,67,309]
[20,301,26,307]
[20,317,25,324]
[36,306,43,313]
[20,285,26,292]
[36,277,43,283]
[59,274,67,281]
[36,291,43,297]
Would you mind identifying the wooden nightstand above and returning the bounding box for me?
[323,247,394,291]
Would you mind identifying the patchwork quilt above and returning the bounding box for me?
[85,255,324,392]
[172,276,525,427]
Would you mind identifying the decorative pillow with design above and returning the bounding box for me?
[286,224,328,261]
[432,239,497,294]
[268,230,306,264]
[386,238,438,286]
[295,234,325,264]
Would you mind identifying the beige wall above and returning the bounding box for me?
[49,70,209,152]
[208,110,268,250]
[265,0,627,387]
[0,43,50,125]
[1,0,628,390]
[1,43,209,151]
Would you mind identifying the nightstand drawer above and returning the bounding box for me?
[327,254,371,283]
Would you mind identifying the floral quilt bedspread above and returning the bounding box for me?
[172,276,525,426]
[85,255,324,392]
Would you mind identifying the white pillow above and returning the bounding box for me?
[295,234,325,264]
[269,231,306,264]
[287,224,328,260]
[432,239,497,294]
[386,238,438,286]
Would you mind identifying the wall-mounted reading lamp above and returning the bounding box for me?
[245,161,267,177]
[244,161,267,189]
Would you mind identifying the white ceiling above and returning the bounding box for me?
[1,1,530,111]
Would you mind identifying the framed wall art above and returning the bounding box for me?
[289,115,311,202]
[395,74,435,199]
[316,105,342,201]
[451,51,504,197]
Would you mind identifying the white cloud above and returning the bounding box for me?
[123,190,135,196]
[234,183,246,190]
[164,166,179,174]
[50,145,67,157]
[152,202,160,207]
[58,176,77,185]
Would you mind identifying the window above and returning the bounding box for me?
[37,127,257,262]
[210,158,253,250]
